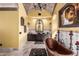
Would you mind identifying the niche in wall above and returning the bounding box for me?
[35,19,44,33]
[24,25,26,33]
[21,17,24,26]
[20,16,26,33]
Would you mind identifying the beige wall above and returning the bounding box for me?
[19,3,27,35]
[18,3,28,49]
[0,3,28,48]
[27,9,52,32]
[52,3,65,38]
[28,18,51,31]
[0,11,19,48]
[28,9,51,18]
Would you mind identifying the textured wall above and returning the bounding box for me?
[0,11,19,48]
[57,30,79,55]
[18,4,28,52]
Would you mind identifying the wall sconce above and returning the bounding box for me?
[49,22,51,25]
[38,12,41,16]
[27,22,30,26]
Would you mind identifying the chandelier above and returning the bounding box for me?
[33,3,47,11]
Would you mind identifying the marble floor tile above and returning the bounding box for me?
[0,41,46,56]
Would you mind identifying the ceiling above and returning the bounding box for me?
[23,3,56,15]
[0,3,56,15]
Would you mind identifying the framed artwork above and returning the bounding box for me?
[59,3,79,27]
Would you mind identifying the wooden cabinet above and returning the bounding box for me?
[27,33,45,41]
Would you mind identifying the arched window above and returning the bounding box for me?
[35,19,44,33]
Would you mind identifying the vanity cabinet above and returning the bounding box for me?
[27,33,45,41]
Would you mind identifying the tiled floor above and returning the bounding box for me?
[0,41,79,56]
[23,41,46,56]
[0,41,46,56]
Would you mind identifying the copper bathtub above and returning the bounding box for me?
[45,38,74,56]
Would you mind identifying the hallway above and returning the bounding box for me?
[0,3,79,56]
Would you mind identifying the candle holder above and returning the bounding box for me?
[75,41,79,56]
[69,31,73,50]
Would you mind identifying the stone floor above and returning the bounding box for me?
[0,41,79,56]
[23,41,46,56]
[0,41,46,56]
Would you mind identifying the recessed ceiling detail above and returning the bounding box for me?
[23,3,55,15]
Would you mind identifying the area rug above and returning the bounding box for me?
[34,41,44,44]
[29,48,47,56]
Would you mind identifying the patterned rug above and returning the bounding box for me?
[34,41,44,44]
[29,48,47,56]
